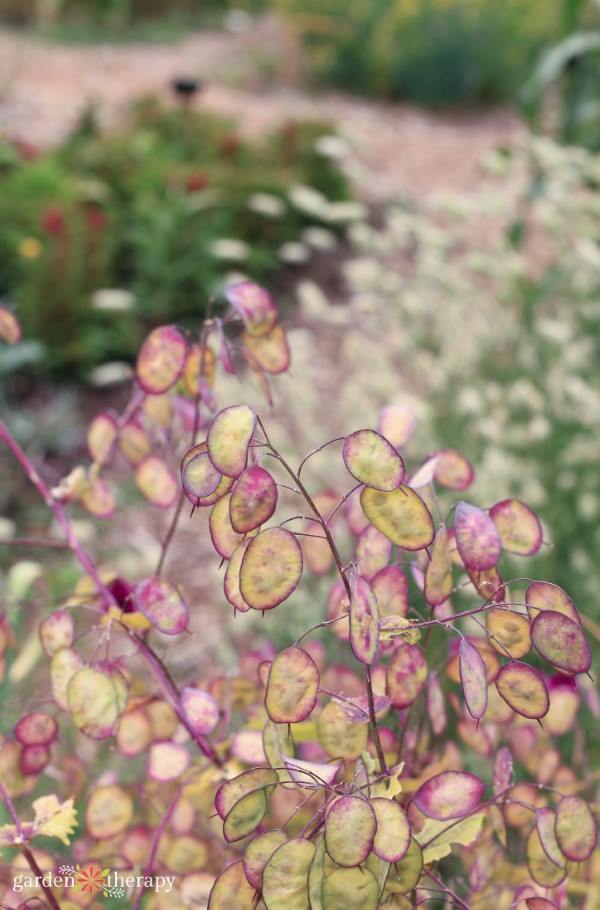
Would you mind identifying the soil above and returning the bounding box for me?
[0,15,525,202]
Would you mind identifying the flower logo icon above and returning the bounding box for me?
[72,864,110,895]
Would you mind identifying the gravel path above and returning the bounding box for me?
[0,17,524,202]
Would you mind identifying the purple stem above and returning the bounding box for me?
[131,792,180,910]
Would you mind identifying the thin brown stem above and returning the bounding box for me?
[256,416,388,775]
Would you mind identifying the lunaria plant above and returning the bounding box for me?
[0,282,597,910]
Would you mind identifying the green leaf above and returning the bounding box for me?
[416,812,486,864]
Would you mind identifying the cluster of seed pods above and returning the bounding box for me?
[0,286,596,909]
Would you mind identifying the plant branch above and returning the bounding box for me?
[256,416,388,775]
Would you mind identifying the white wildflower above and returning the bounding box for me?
[88,361,133,387]
[314,135,349,159]
[247,193,285,218]
[210,239,250,261]
[301,226,337,250]
[278,242,310,264]
[323,201,368,224]
[288,185,329,218]
[91,289,135,312]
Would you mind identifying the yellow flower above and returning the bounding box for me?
[18,237,43,260]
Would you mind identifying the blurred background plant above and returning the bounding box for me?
[268,0,561,106]
[521,0,600,150]
[258,135,600,653]
[0,98,353,377]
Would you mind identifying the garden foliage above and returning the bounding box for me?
[0,99,352,375]
[269,0,561,106]
[0,281,597,908]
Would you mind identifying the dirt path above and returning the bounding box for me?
[0,17,524,202]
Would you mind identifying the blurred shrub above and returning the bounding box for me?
[522,2,600,150]
[270,0,561,106]
[271,135,600,634]
[0,98,355,377]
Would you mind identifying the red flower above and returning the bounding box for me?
[41,206,66,237]
[14,139,39,161]
[186,172,210,193]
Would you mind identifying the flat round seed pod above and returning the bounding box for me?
[384,837,423,894]
[223,789,268,843]
[355,524,392,581]
[216,768,279,821]
[360,485,434,551]
[555,795,597,861]
[495,662,549,719]
[15,713,58,747]
[224,539,252,613]
[229,465,278,533]
[343,429,405,491]
[265,646,319,724]
[262,837,315,910]
[67,667,119,739]
[207,405,256,478]
[525,581,580,624]
[133,576,188,635]
[377,405,417,449]
[136,324,186,394]
[530,610,591,674]
[322,866,379,910]
[181,687,220,735]
[21,745,51,775]
[39,610,75,657]
[325,796,376,866]
[51,647,84,711]
[208,860,257,910]
[372,565,409,618]
[386,643,427,709]
[371,797,411,862]
[243,831,288,890]
[80,476,116,518]
[454,501,501,571]
[489,499,543,556]
[349,575,380,665]
[242,324,290,374]
[526,826,566,888]
[459,638,488,720]
[486,608,531,659]
[182,450,222,504]
[535,808,566,869]
[135,455,178,509]
[424,527,452,606]
[87,412,118,465]
[239,528,303,610]
[317,700,368,760]
[116,708,152,757]
[413,770,484,821]
[225,281,278,336]
[86,785,133,839]
[209,492,247,559]
[148,741,190,782]
[432,449,474,491]
[119,423,151,466]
